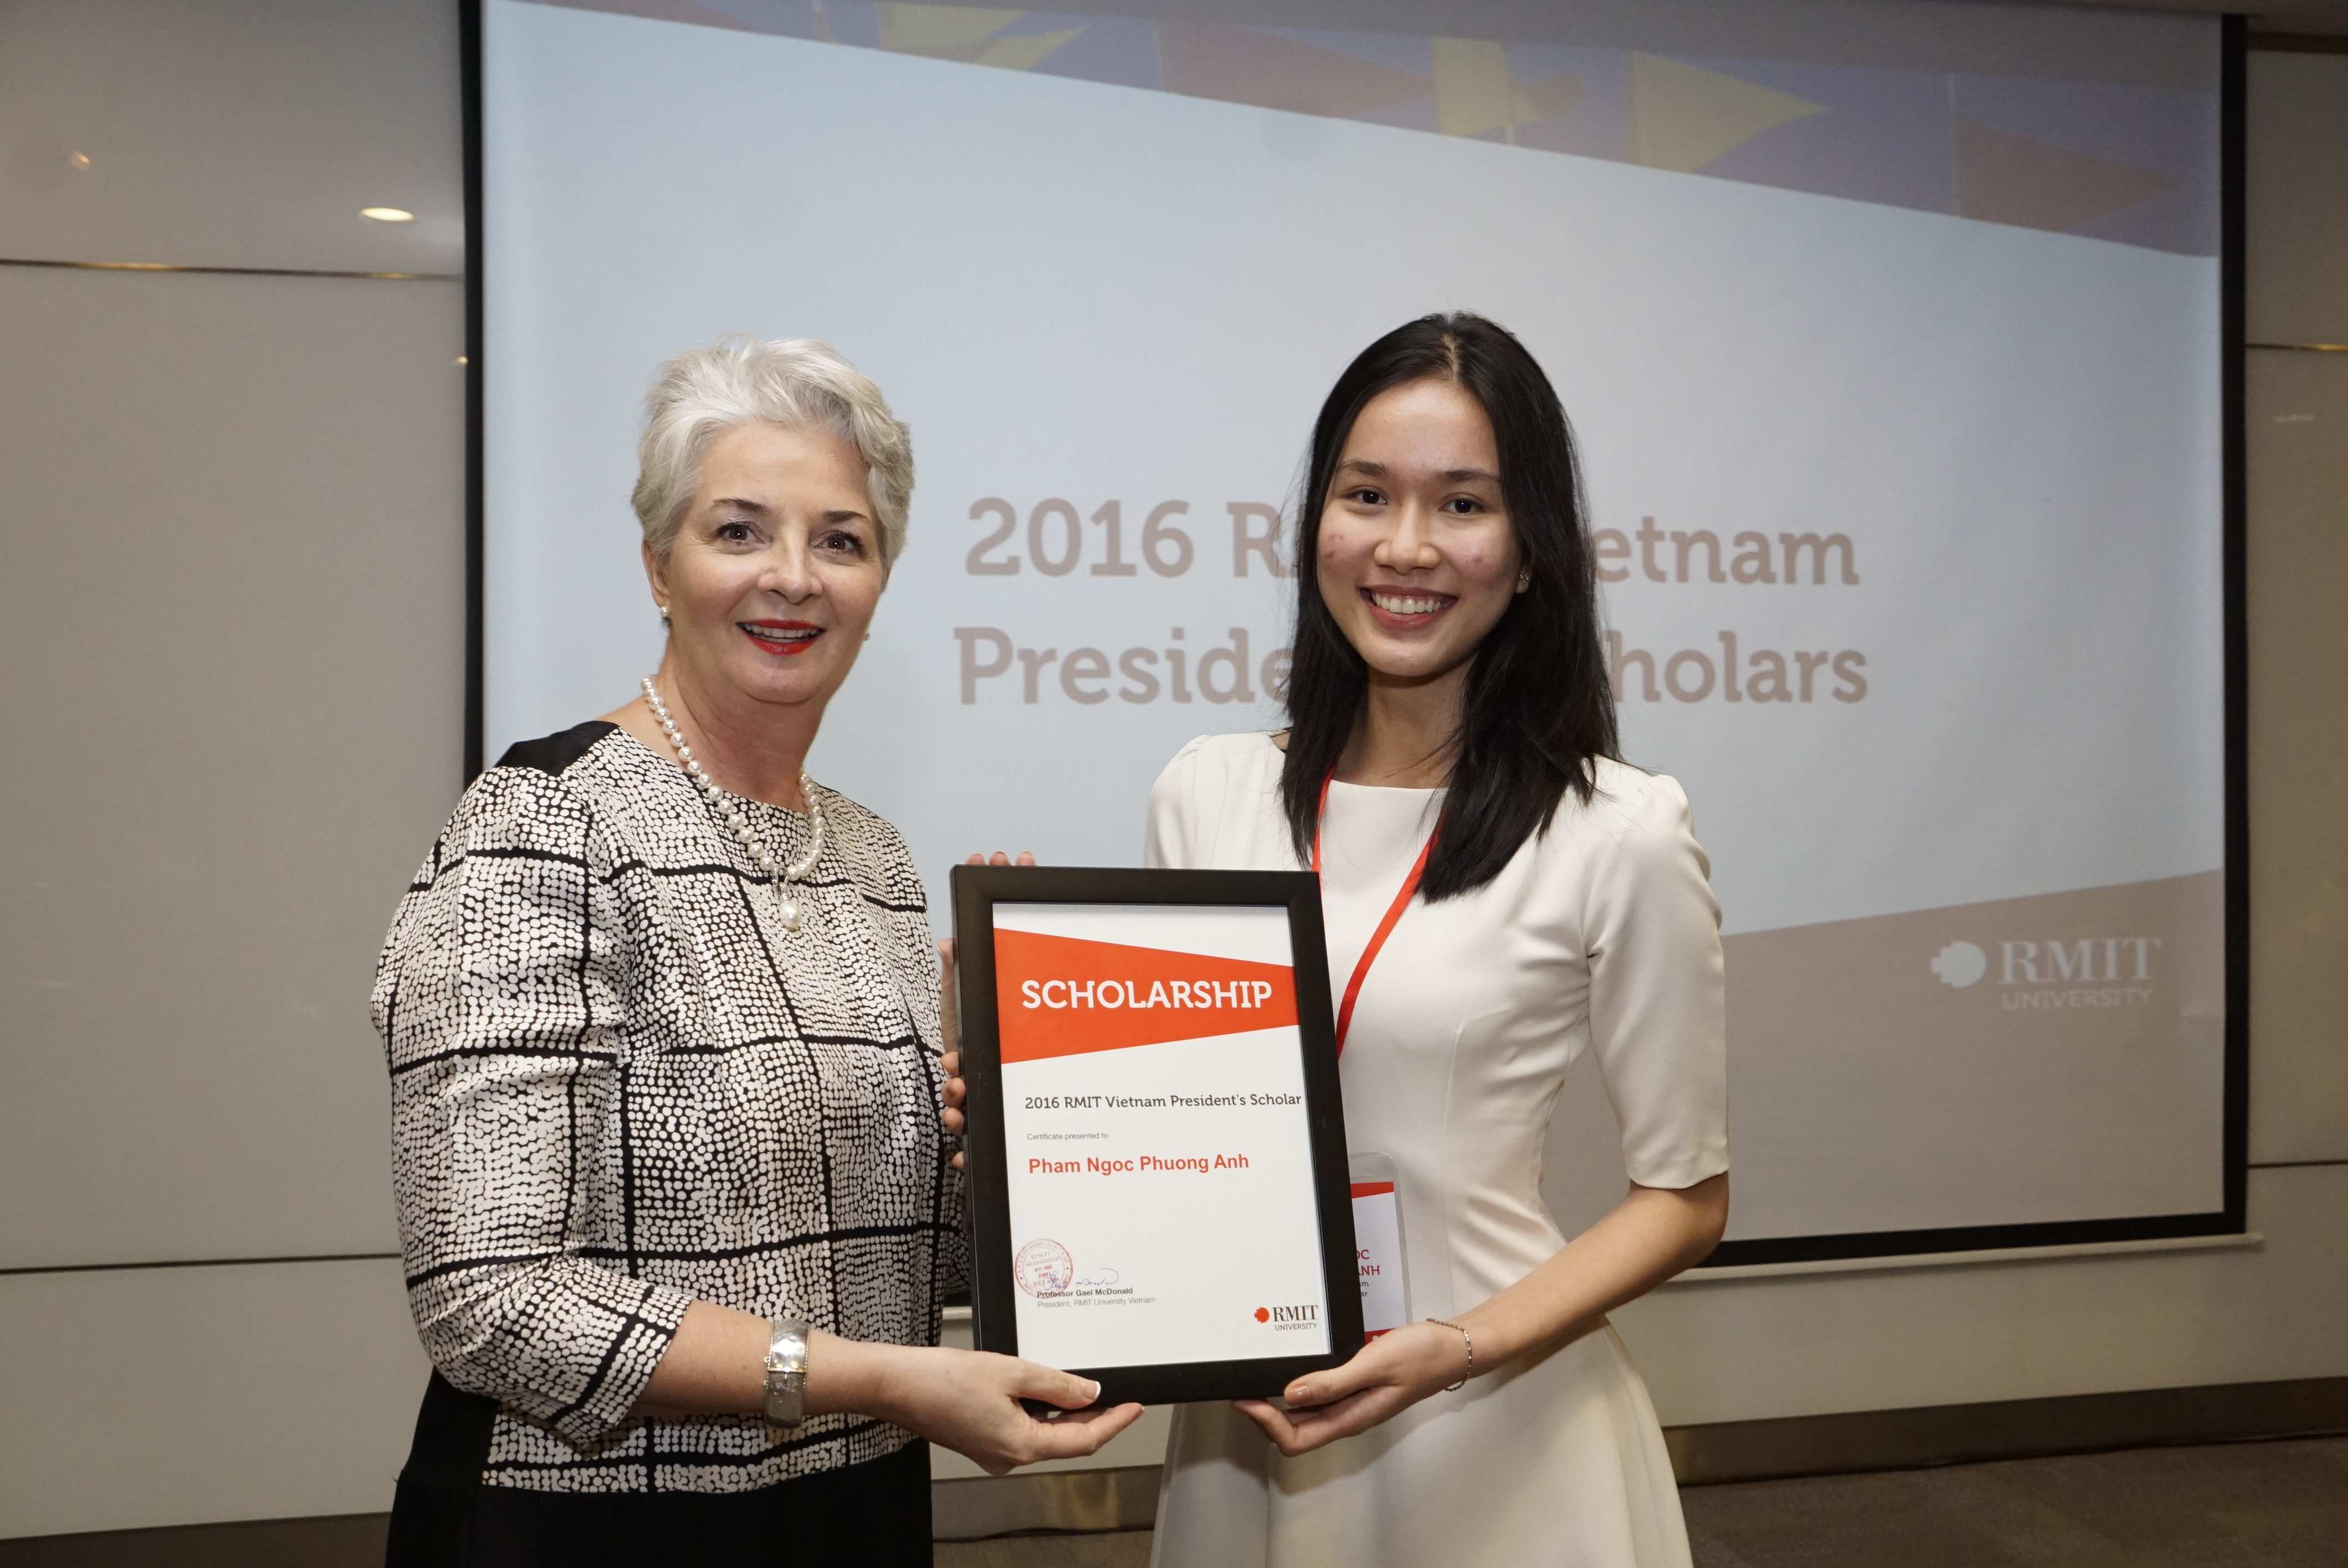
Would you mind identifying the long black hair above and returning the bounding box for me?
[1280,312,1619,901]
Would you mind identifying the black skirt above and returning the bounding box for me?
[385,1377,933,1567]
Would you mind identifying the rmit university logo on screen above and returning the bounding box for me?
[1929,937,2160,1009]
[1254,1303,1320,1331]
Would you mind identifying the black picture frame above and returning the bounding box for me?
[951,864,1364,1406]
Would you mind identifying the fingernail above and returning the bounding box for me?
[1085,1380,1102,1401]
[1288,1385,1307,1402]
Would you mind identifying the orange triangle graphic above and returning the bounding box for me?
[1954,117,2170,234]
[1157,23,1432,121]
[994,930,1299,1062]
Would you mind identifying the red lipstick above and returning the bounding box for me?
[740,620,822,656]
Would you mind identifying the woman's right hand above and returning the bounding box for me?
[872,1345,1143,1475]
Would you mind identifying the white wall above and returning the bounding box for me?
[0,0,459,1539]
[0,12,2341,1541]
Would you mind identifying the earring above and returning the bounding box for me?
[657,604,671,626]
[1515,571,1531,594]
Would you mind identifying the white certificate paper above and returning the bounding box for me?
[992,902,1334,1369]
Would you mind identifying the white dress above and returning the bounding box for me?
[1144,733,1728,1568]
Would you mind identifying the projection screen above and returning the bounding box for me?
[473,0,2241,1263]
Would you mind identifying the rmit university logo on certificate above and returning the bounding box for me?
[1255,1302,1322,1331]
[992,904,1332,1370]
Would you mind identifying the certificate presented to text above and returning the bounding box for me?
[992,902,1333,1369]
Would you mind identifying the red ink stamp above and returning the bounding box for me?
[1016,1238,1074,1297]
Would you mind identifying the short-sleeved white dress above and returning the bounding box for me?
[1144,732,1727,1568]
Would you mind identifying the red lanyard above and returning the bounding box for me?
[1311,772,1438,1056]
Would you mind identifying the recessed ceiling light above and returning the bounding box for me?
[68,151,91,170]
[361,207,415,223]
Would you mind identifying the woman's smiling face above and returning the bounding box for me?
[1315,377,1522,688]
[646,420,885,715]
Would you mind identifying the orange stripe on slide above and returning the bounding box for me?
[994,929,1299,1062]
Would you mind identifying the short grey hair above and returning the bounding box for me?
[631,336,914,569]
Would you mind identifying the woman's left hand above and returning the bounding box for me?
[1234,1319,1471,1457]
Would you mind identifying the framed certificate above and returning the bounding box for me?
[951,865,1364,1405]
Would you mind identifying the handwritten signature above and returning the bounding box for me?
[1071,1269,1121,1288]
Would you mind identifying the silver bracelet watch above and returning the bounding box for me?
[763,1316,810,1429]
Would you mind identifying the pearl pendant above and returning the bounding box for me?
[641,675,824,937]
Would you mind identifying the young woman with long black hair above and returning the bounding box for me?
[1144,314,1730,1567]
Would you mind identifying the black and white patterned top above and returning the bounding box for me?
[372,720,966,1493]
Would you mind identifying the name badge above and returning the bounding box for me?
[1348,1152,1408,1338]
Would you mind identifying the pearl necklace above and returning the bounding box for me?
[641,676,825,932]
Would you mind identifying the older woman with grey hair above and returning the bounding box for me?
[373,337,1139,1565]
